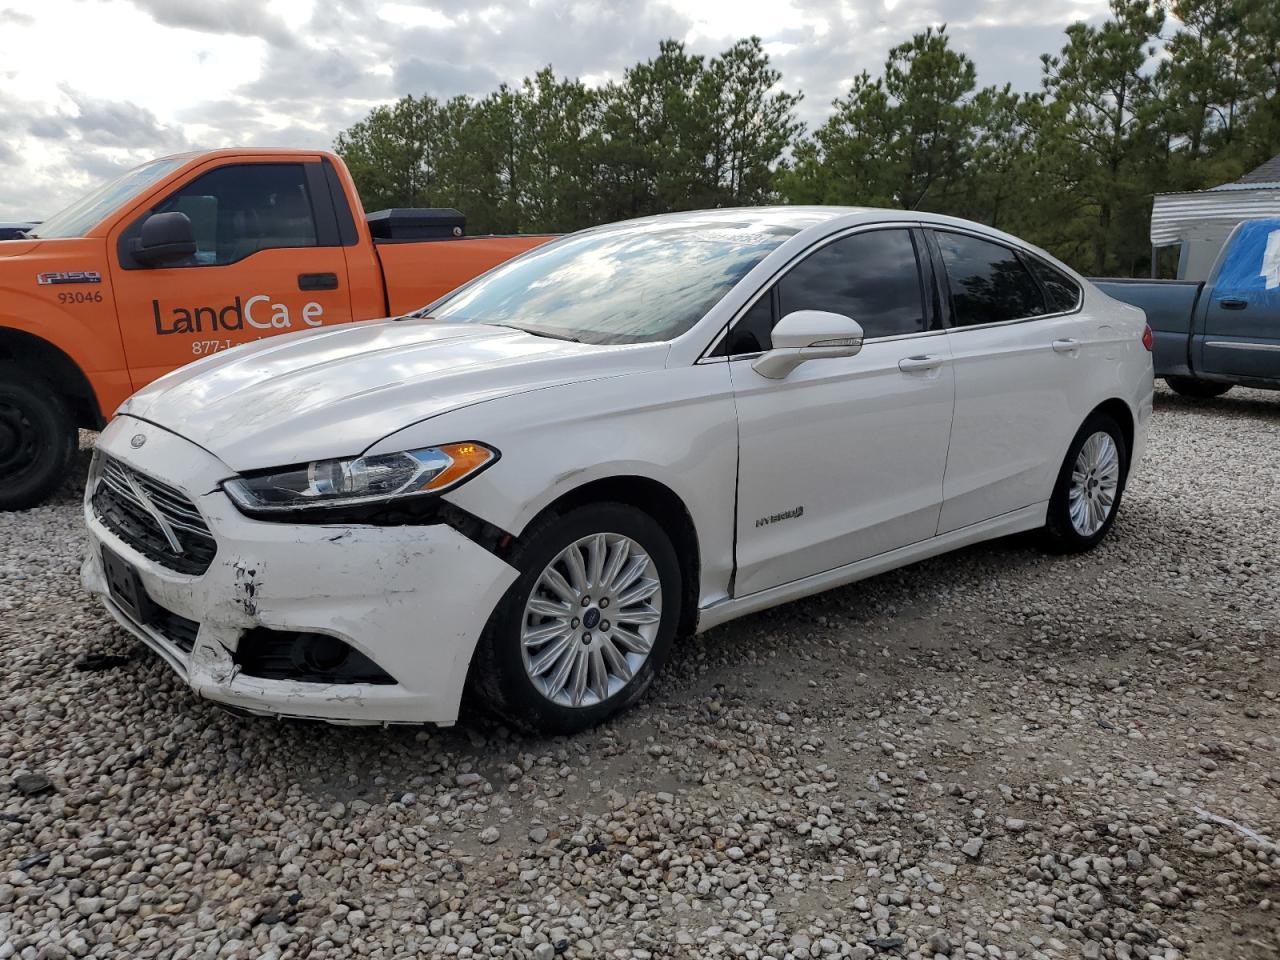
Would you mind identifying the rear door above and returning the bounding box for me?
[930,229,1089,534]
[107,159,354,389]
[726,226,956,596]
[1196,220,1280,384]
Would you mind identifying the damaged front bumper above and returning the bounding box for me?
[81,416,519,725]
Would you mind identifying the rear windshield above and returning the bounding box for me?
[31,158,187,239]
[426,216,795,345]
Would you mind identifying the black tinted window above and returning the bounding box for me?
[718,292,774,355]
[777,230,926,340]
[1026,257,1081,312]
[150,163,318,266]
[936,232,1047,326]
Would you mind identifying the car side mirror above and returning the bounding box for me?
[751,310,864,379]
[131,211,196,266]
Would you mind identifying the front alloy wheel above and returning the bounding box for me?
[470,502,682,734]
[521,533,662,708]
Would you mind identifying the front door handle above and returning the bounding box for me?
[298,272,339,291]
[1052,338,1080,354]
[898,355,945,372]
[1218,297,1247,311]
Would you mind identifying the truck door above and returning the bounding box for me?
[107,160,354,389]
[1197,220,1280,385]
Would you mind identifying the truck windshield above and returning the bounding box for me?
[30,158,187,239]
[426,216,795,345]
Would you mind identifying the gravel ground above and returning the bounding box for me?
[2,383,1278,960]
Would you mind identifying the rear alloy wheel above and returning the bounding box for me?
[1164,376,1232,399]
[471,503,682,734]
[0,363,78,511]
[1042,412,1128,553]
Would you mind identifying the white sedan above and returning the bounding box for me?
[82,208,1154,733]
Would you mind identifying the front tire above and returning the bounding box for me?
[1165,376,1232,399]
[469,503,682,734]
[1041,412,1128,553]
[0,363,77,512]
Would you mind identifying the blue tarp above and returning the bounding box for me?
[1215,218,1280,307]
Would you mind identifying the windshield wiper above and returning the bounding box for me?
[516,326,582,344]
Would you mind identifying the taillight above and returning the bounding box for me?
[1141,323,1154,352]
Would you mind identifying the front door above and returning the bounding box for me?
[1197,220,1280,385]
[108,160,354,389]
[728,227,956,596]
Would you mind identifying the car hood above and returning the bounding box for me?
[120,318,669,472]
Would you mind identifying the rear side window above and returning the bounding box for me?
[935,231,1047,326]
[1026,257,1081,312]
[139,163,319,267]
[777,229,926,340]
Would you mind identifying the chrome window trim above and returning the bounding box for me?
[699,221,929,362]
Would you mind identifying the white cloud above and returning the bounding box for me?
[0,0,1116,220]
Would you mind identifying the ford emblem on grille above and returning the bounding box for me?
[130,434,146,449]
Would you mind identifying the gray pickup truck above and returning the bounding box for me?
[1094,218,1280,398]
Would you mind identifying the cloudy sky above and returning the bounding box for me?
[0,0,1116,220]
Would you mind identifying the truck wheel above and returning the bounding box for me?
[1041,412,1128,554]
[469,503,681,735]
[1164,376,1232,399]
[0,363,78,511]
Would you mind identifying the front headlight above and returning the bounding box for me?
[223,442,497,514]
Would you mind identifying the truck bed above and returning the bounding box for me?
[375,235,556,317]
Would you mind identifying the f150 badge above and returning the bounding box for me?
[37,271,102,285]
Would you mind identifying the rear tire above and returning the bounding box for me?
[0,363,77,511]
[1041,412,1128,554]
[1164,376,1232,399]
[469,502,682,735]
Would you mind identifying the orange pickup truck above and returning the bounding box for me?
[0,149,552,509]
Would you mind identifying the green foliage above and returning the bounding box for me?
[336,6,1280,276]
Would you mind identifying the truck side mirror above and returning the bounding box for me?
[131,211,196,266]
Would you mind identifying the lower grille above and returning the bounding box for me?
[151,606,199,653]
[93,456,216,575]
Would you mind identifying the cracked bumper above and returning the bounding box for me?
[81,416,519,725]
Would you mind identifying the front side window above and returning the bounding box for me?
[778,229,926,341]
[427,215,793,345]
[716,228,926,354]
[137,163,319,267]
[935,231,1048,326]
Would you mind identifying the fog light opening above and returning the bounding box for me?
[234,628,396,685]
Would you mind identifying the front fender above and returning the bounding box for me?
[370,363,739,608]
[0,237,131,414]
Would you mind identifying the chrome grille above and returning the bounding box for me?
[93,456,217,575]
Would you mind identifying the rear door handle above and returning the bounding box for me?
[298,272,339,291]
[1218,297,1247,311]
[898,355,945,372]
[1052,338,1080,354]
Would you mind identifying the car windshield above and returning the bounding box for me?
[30,157,187,239]
[425,215,797,344]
